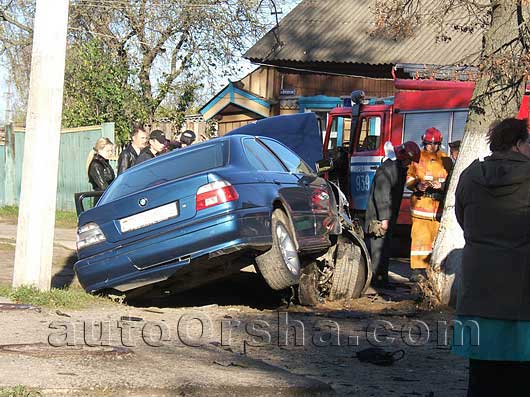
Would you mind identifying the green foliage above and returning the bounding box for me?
[54,210,78,229]
[0,285,114,309]
[2,0,280,134]
[62,39,149,145]
[0,206,18,218]
[0,386,40,397]
[155,81,200,128]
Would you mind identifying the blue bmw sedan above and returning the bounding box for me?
[74,134,341,296]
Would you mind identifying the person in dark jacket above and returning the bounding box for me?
[365,141,421,287]
[448,140,461,163]
[452,118,530,396]
[117,126,149,175]
[87,137,115,191]
[179,130,196,147]
[135,129,169,165]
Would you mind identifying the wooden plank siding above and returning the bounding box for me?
[281,72,395,98]
[240,66,279,100]
[218,120,257,136]
[199,66,396,136]
[237,67,395,100]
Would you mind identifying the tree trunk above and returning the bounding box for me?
[429,0,527,305]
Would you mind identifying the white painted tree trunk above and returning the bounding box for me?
[12,0,70,290]
[429,132,490,306]
[429,0,526,305]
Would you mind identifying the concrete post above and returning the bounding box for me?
[13,0,70,290]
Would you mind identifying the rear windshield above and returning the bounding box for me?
[100,140,228,204]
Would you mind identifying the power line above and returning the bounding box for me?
[73,0,250,8]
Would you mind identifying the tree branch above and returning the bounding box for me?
[153,34,191,108]
[0,7,32,33]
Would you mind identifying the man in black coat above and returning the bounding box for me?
[365,141,420,287]
[117,125,149,175]
[135,130,169,165]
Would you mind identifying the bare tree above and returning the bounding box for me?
[0,0,35,116]
[372,0,530,305]
[1,0,278,127]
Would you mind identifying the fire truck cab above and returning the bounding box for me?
[323,79,475,224]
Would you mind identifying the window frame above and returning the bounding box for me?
[353,115,383,154]
[257,137,315,176]
[242,137,288,173]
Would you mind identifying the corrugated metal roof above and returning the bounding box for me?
[245,0,482,66]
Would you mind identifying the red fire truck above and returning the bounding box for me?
[322,78,529,226]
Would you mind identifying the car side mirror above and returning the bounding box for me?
[315,159,334,175]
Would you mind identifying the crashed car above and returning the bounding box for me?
[74,133,369,302]
[228,113,372,304]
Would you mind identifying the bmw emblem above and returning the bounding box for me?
[139,198,148,207]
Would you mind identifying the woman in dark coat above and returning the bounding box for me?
[86,137,115,191]
[453,118,530,396]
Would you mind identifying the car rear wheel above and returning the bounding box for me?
[255,209,301,290]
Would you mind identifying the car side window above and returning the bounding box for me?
[355,116,381,152]
[243,138,286,172]
[259,138,314,175]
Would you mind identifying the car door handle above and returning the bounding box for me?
[273,179,281,185]
[370,166,378,170]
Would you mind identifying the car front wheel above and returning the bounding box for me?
[255,209,301,290]
[298,235,367,305]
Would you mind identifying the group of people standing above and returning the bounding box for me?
[86,126,196,191]
[365,127,457,287]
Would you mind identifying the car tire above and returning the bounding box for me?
[255,209,301,290]
[329,237,366,300]
[298,262,321,306]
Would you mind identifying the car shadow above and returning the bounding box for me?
[361,258,419,303]
[127,270,290,311]
[51,251,78,289]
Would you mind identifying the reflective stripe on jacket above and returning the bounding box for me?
[406,150,452,220]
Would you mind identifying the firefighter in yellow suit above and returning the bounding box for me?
[406,128,453,281]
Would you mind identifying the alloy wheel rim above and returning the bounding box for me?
[276,223,300,275]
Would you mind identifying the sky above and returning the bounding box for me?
[0,0,303,124]
[194,0,302,103]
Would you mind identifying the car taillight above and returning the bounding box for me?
[196,180,239,211]
[76,222,106,250]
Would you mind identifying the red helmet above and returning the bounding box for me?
[394,141,421,163]
[422,127,443,144]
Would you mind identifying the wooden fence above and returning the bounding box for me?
[0,123,115,211]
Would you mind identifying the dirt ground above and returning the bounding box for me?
[0,236,468,396]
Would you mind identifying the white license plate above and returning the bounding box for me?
[119,202,179,233]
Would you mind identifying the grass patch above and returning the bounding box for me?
[0,238,15,251]
[55,210,78,229]
[0,206,78,229]
[0,285,115,309]
[0,386,40,397]
[0,206,18,218]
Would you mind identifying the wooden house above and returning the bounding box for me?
[199,0,481,136]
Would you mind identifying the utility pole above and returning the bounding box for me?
[12,0,70,290]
